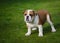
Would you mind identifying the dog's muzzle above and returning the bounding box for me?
[26,16,29,21]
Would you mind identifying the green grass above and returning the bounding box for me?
[0,0,60,43]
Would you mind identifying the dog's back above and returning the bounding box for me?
[37,10,51,25]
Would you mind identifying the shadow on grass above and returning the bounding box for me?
[31,23,60,35]
[43,23,60,34]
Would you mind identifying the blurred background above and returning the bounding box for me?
[0,0,60,43]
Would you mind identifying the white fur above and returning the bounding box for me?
[25,23,35,36]
[32,15,39,30]
[25,14,43,37]
[24,10,33,23]
[25,10,43,37]
[38,25,43,37]
[33,15,39,24]
[47,14,56,32]
[25,26,31,36]
[25,10,56,37]
[25,23,43,37]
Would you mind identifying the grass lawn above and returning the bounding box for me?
[0,0,60,43]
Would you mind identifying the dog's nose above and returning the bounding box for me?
[26,16,29,21]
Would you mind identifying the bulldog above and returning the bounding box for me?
[24,9,56,37]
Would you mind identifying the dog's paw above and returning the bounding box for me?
[25,33,31,36]
[52,29,56,32]
[38,33,43,37]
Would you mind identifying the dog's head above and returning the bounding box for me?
[24,10,35,23]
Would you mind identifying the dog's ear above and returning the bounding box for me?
[23,10,26,14]
[35,12,38,15]
[23,9,27,14]
[33,10,37,15]
[33,11,37,15]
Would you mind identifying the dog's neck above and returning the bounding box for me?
[33,14,39,24]
[29,14,39,24]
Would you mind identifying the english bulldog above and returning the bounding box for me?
[24,9,56,37]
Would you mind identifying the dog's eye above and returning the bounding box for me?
[25,14,27,15]
[30,14,32,16]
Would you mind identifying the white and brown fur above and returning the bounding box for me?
[24,9,56,37]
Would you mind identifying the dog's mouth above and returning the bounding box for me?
[26,19,33,23]
[24,15,34,23]
[26,20,32,23]
[26,16,29,21]
[26,18,34,23]
[26,16,32,22]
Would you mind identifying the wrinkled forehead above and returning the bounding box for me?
[24,10,34,14]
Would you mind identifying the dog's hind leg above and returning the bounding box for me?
[47,14,56,32]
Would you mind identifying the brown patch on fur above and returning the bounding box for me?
[24,10,27,15]
[24,10,52,25]
[24,10,35,16]
[37,10,51,25]
[24,10,35,18]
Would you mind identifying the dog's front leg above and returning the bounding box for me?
[38,25,43,37]
[25,26,31,36]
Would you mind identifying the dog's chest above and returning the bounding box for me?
[26,15,39,28]
[33,15,39,24]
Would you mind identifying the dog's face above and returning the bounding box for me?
[24,10,35,23]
